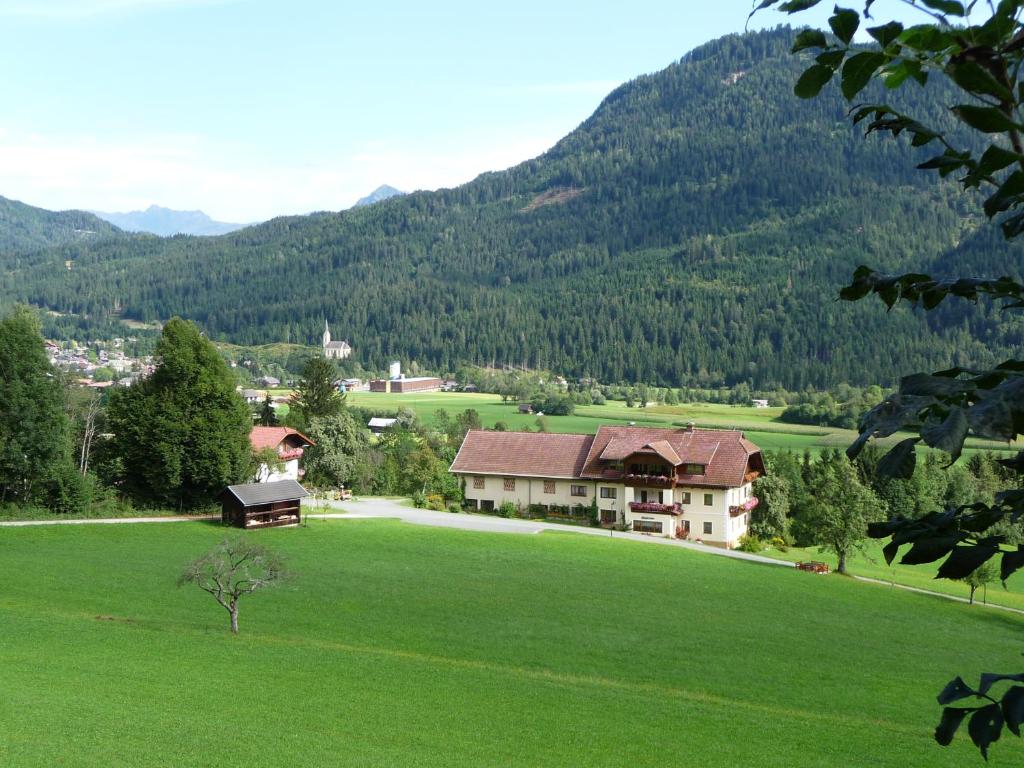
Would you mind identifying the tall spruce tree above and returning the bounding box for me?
[291,356,343,427]
[106,317,251,508]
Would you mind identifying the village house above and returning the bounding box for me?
[450,424,764,548]
[249,426,315,482]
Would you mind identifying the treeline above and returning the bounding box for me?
[2,29,1020,391]
[750,448,1020,572]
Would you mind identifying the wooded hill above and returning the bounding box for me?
[2,28,1021,390]
[0,196,123,255]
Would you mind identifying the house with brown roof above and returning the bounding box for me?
[450,424,764,547]
[249,426,315,483]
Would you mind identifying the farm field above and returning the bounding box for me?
[344,391,1016,456]
[1,520,1022,767]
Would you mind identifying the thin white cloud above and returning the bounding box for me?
[0,128,562,222]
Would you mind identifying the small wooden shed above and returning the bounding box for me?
[221,479,308,529]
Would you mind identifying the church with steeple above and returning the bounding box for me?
[322,321,352,360]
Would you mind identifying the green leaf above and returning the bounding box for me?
[1002,686,1024,737]
[1001,546,1024,581]
[979,673,1024,697]
[841,52,886,100]
[936,707,971,746]
[919,0,965,15]
[936,544,1001,580]
[792,28,828,52]
[794,64,835,98]
[867,21,903,47]
[877,437,918,479]
[938,676,977,705]
[984,170,1024,217]
[976,144,1022,177]
[829,7,859,45]
[952,105,1022,133]
[778,0,824,11]
[946,61,1014,102]
[920,408,969,461]
[901,535,961,566]
[967,703,1003,760]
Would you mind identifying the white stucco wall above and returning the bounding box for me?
[456,473,753,547]
[255,458,300,483]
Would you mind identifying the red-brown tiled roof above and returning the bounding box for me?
[451,430,595,479]
[581,425,759,487]
[249,426,314,453]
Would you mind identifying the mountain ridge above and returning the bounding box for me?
[91,205,250,237]
[2,28,1019,389]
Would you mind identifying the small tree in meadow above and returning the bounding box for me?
[178,537,286,635]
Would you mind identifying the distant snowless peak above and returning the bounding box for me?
[353,185,406,208]
[91,205,251,237]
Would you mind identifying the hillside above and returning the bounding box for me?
[0,196,123,255]
[91,204,250,236]
[2,28,1021,389]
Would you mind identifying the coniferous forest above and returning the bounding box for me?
[1,27,1021,390]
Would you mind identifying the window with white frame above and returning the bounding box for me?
[543,480,555,494]
[633,520,663,534]
[600,487,617,499]
[703,521,713,535]
[473,477,485,490]
[571,484,587,497]
[703,493,713,506]
[503,478,515,491]
[680,491,691,504]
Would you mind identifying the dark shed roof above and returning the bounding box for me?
[224,479,309,507]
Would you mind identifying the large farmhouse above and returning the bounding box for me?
[450,424,764,548]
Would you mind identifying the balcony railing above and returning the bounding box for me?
[629,501,682,514]
[623,473,675,489]
[729,497,759,516]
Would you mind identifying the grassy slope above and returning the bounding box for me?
[1,520,1022,767]
[345,391,1016,455]
[760,539,1024,610]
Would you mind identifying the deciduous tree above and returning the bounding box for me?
[178,537,286,634]
[106,317,251,508]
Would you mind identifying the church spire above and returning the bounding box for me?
[322,320,330,348]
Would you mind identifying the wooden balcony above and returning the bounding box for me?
[623,473,675,489]
[629,501,682,515]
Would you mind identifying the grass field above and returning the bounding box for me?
[345,391,1016,456]
[2,520,1022,766]
[757,539,1024,611]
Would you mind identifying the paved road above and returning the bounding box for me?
[305,497,792,567]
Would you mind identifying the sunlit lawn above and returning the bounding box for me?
[1,519,1022,766]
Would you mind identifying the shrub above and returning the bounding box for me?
[426,493,445,511]
[498,501,517,518]
[447,503,462,514]
[769,536,789,552]
[411,490,427,509]
[736,534,765,553]
[527,503,546,519]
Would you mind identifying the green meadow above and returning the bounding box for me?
[345,391,1015,456]
[2,520,1022,767]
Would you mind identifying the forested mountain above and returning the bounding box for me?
[354,185,406,207]
[91,205,249,236]
[0,196,123,255]
[2,28,1021,389]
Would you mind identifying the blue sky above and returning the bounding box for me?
[0,0,925,221]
